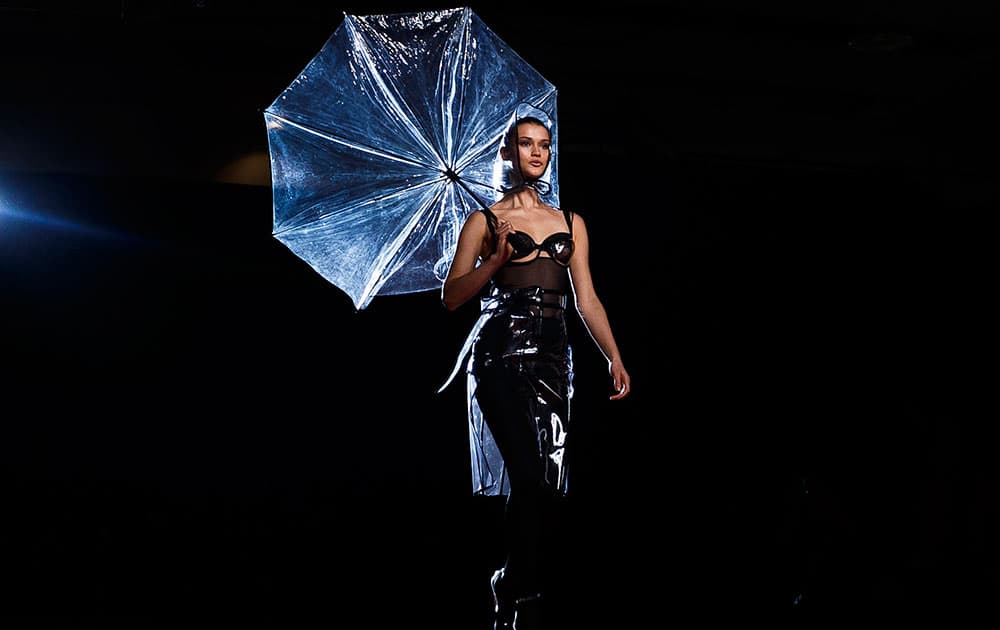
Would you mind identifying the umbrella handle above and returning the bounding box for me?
[443,168,500,254]
[443,168,490,212]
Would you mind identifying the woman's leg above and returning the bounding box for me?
[475,359,570,601]
[475,362,546,599]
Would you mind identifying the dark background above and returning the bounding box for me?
[1,1,994,627]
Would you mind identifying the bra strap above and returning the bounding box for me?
[562,207,574,235]
[480,207,499,254]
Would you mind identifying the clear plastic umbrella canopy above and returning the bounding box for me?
[264,7,559,309]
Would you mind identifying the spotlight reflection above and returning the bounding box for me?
[1,198,138,242]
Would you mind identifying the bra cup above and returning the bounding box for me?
[549,239,574,265]
[539,232,574,266]
[507,231,536,259]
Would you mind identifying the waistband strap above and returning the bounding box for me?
[437,286,568,394]
[488,285,567,314]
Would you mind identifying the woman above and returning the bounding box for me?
[441,114,631,629]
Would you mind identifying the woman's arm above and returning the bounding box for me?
[568,213,631,399]
[441,211,512,311]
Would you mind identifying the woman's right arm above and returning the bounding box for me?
[442,212,511,311]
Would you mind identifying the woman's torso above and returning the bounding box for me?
[472,205,575,366]
[481,205,575,294]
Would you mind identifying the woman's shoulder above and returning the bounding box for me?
[464,208,492,224]
[465,207,487,221]
[458,209,491,239]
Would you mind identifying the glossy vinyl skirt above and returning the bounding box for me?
[470,296,573,498]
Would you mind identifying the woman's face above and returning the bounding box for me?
[511,121,551,179]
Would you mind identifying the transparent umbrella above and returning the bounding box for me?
[264,6,559,310]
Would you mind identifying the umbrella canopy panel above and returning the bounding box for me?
[265,7,558,309]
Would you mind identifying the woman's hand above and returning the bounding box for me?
[489,219,515,267]
[609,358,631,400]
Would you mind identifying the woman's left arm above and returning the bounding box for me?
[568,213,631,400]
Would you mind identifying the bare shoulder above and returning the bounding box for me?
[462,209,488,231]
[467,208,487,224]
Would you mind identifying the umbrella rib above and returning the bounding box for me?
[346,17,448,171]
[358,179,449,306]
[272,175,445,238]
[440,7,471,168]
[267,113,433,170]
[454,138,500,174]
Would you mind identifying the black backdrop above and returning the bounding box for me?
[1,2,994,627]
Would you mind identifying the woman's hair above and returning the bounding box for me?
[502,116,550,153]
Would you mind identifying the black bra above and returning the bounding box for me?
[508,231,574,266]
[482,207,575,267]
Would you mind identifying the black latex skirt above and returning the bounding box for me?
[442,285,574,496]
